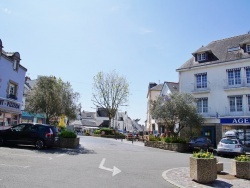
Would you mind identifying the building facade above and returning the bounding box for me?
[0,39,27,126]
[146,82,163,133]
[177,33,250,147]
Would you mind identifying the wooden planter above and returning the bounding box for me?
[190,157,217,183]
[59,137,80,149]
[231,160,250,180]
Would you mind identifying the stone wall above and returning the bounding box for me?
[144,141,189,153]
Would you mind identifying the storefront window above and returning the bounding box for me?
[222,126,250,147]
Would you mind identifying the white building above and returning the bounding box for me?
[177,33,250,147]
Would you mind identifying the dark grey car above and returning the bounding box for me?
[0,123,59,149]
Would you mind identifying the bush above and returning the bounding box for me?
[164,137,186,143]
[59,130,77,138]
[100,128,114,135]
[94,129,101,134]
[149,135,161,142]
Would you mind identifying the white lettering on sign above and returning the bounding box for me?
[0,100,20,109]
[232,118,250,124]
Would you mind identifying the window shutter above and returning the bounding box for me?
[195,54,197,62]
[243,44,246,53]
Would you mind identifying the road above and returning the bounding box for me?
[0,136,234,188]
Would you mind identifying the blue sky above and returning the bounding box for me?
[1,0,250,124]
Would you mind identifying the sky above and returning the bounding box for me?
[1,0,250,125]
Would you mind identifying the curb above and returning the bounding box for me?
[162,168,187,188]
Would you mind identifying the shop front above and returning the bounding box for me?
[220,117,250,147]
[0,98,22,126]
[21,111,46,124]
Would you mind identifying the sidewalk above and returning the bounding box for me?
[162,167,250,188]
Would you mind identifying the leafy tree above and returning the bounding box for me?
[25,76,80,124]
[150,92,203,137]
[92,70,129,127]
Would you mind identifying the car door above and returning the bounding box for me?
[5,124,27,144]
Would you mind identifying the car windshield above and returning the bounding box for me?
[221,139,238,144]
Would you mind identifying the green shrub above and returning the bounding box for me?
[59,130,77,138]
[100,128,114,135]
[94,130,101,134]
[164,137,186,143]
[149,135,161,142]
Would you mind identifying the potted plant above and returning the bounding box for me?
[231,155,250,180]
[190,150,217,183]
[58,130,79,149]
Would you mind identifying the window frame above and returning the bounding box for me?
[246,68,250,84]
[197,53,207,61]
[228,69,241,85]
[196,74,207,89]
[229,96,243,112]
[248,95,250,112]
[7,81,18,100]
[197,98,208,113]
[246,44,250,53]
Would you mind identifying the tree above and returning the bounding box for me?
[92,70,129,127]
[25,76,80,124]
[150,92,203,137]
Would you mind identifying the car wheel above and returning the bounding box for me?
[0,137,4,146]
[35,139,45,149]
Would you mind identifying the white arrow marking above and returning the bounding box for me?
[99,158,121,176]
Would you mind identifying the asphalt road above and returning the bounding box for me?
[0,136,234,188]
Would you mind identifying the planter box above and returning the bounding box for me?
[231,160,250,180]
[217,162,223,173]
[58,137,80,149]
[144,141,189,153]
[190,157,217,183]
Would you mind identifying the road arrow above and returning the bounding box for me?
[99,158,121,176]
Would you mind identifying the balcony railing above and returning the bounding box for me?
[191,82,210,93]
[7,94,18,100]
[224,77,250,90]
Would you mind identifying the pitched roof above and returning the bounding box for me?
[150,83,163,91]
[177,33,250,70]
[165,82,179,93]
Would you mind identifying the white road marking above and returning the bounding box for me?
[0,153,53,160]
[56,154,65,158]
[99,158,121,177]
[0,164,30,168]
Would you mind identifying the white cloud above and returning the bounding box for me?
[3,8,11,14]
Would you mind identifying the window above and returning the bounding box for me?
[197,98,208,113]
[246,44,250,53]
[7,82,18,100]
[196,74,207,88]
[228,69,241,85]
[229,96,242,112]
[13,60,19,71]
[197,53,207,61]
[246,68,250,84]
[248,96,250,111]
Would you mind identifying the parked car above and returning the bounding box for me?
[0,123,59,149]
[188,136,214,152]
[217,138,245,156]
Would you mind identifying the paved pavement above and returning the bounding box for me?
[115,139,250,188]
[162,167,250,188]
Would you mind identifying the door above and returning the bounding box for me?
[202,126,216,147]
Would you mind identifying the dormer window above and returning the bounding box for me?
[246,44,250,53]
[197,53,207,61]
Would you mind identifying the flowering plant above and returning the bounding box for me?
[193,150,214,159]
[234,155,250,162]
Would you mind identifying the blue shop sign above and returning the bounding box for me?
[220,118,250,124]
